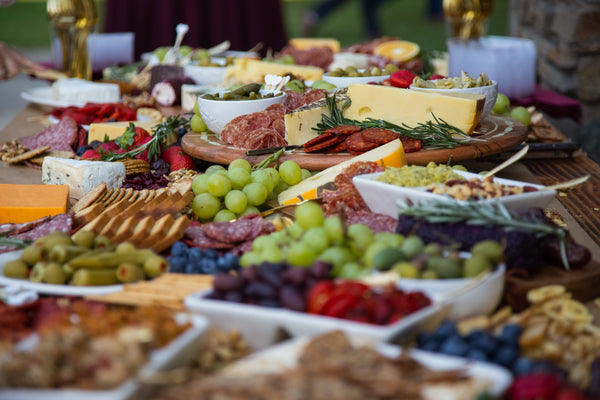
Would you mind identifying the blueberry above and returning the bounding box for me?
[167,255,187,273]
[184,262,196,274]
[205,249,218,259]
[471,332,498,355]
[512,357,535,376]
[203,260,218,274]
[466,348,489,362]
[439,335,469,357]
[465,329,486,344]
[171,241,188,257]
[89,140,102,149]
[76,145,92,156]
[420,339,441,352]
[217,257,229,271]
[498,324,523,345]
[493,345,518,368]
[434,321,458,341]
[417,332,436,348]
[177,127,186,136]
[188,247,203,261]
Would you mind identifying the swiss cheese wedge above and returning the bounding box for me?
[277,139,407,205]
[0,184,69,223]
[344,84,485,135]
[88,121,157,143]
[223,59,323,85]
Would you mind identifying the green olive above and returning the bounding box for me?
[3,259,29,279]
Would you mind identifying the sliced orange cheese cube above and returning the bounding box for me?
[0,184,69,224]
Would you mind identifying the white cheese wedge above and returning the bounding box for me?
[284,95,347,146]
[52,78,120,105]
[41,157,126,200]
[344,84,485,135]
[223,59,323,85]
[88,121,157,143]
[277,139,407,205]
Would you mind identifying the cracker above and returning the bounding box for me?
[6,145,50,164]
[128,216,156,246]
[71,183,107,214]
[111,188,127,204]
[137,214,175,249]
[103,187,122,206]
[122,188,134,202]
[73,202,105,227]
[135,189,149,202]
[111,215,137,243]
[29,150,75,165]
[99,214,124,238]
[101,197,131,220]
[152,215,190,253]
[81,213,110,235]
[97,187,115,203]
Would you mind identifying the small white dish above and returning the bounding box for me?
[352,169,556,219]
[21,86,82,108]
[409,80,498,120]
[322,70,390,88]
[198,92,286,139]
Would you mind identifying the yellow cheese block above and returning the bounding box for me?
[88,121,157,143]
[223,59,324,85]
[277,139,407,205]
[289,38,341,53]
[284,99,346,146]
[0,184,69,223]
[344,84,485,135]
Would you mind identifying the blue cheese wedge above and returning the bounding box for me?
[52,78,120,106]
[41,157,126,200]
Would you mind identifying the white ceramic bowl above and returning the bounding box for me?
[198,92,287,138]
[352,169,556,219]
[183,64,227,86]
[397,262,506,321]
[322,71,391,88]
[409,80,498,120]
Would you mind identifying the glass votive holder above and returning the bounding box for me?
[447,36,537,99]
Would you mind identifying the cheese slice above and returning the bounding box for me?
[88,121,157,143]
[0,184,69,223]
[344,84,485,135]
[284,95,347,146]
[278,139,407,205]
[289,38,341,53]
[41,157,126,200]
[223,59,324,85]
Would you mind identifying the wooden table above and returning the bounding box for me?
[2,104,600,308]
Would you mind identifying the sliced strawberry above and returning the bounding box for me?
[429,74,446,80]
[132,127,151,147]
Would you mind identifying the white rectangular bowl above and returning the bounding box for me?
[353,170,556,219]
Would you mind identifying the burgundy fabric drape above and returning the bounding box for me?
[104,0,288,60]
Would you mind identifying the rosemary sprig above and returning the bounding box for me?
[397,198,569,270]
[0,233,31,250]
[101,115,189,162]
[313,94,475,149]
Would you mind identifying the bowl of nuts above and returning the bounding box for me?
[352,167,556,219]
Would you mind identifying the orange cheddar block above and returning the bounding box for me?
[0,184,69,223]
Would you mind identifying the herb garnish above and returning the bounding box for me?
[0,233,31,250]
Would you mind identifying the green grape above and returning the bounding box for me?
[278,160,302,185]
[295,201,324,230]
[179,45,192,57]
[347,223,374,250]
[287,242,317,267]
[301,226,329,254]
[207,173,232,197]
[374,232,404,247]
[193,100,201,117]
[400,236,425,259]
[286,222,304,240]
[228,158,252,173]
[393,261,420,279]
[317,246,357,272]
[213,209,236,222]
[205,164,226,174]
[251,170,275,193]
[492,93,510,114]
[363,241,392,268]
[243,182,268,206]
[192,193,221,220]
[262,245,284,263]
[190,114,208,132]
[240,251,262,268]
[153,46,169,61]
[323,216,344,244]
[252,235,272,252]
[228,167,252,190]
[264,167,281,188]
[301,168,312,181]
[509,106,531,126]
[192,173,210,195]
[273,180,289,195]
[339,262,363,279]
[238,205,260,217]
[224,190,248,213]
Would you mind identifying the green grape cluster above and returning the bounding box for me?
[191,158,309,222]
[190,100,208,133]
[492,93,531,126]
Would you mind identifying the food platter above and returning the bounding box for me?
[0,251,123,296]
[181,114,528,170]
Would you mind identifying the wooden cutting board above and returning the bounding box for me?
[181,114,528,170]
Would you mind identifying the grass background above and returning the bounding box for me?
[0,0,508,52]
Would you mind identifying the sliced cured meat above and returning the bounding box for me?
[271,118,286,138]
[245,128,287,150]
[0,216,52,236]
[221,115,246,144]
[345,132,379,155]
[202,219,255,244]
[279,46,334,69]
[230,112,272,148]
[334,161,383,188]
[323,140,348,153]
[11,213,73,241]
[345,210,397,233]
[400,136,424,153]
[361,128,401,145]
[284,90,304,111]
[325,125,362,135]
[304,134,340,153]
[184,226,235,250]
[264,103,286,120]
[301,89,326,107]
[18,117,78,152]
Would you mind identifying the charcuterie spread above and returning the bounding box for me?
[1,33,597,400]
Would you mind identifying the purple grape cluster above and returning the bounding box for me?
[122,170,169,190]
[207,261,333,312]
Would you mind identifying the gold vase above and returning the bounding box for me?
[443,0,494,40]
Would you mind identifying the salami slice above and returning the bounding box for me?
[301,89,326,106]
[221,114,247,144]
[184,226,235,249]
[361,128,401,145]
[202,219,255,244]
[400,136,424,153]
[18,117,78,152]
[323,139,348,153]
[244,128,287,150]
[302,132,336,149]
[284,90,304,111]
[264,103,286,119]
[325,125,362,135]
[230,113,272,148]
[345,132,379,155]
[11,213,73,241]
[304,134,340,153]
[0,216,52,236]
[271,118,286,138]
[346,210,397,233]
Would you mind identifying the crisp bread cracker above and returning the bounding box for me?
[7,145,50,164]
[71,183,107,214]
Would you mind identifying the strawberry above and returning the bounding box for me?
[390,70,417,88]
[170,152,194,171]
[132,127,151,147]
[98,141,120,153]
[161,146,184,164]
[81,149,100,160]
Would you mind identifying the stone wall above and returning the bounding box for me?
[509,0,600,162]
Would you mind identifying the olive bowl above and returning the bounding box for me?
[322,70,391,88]
[197,91,286,140]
